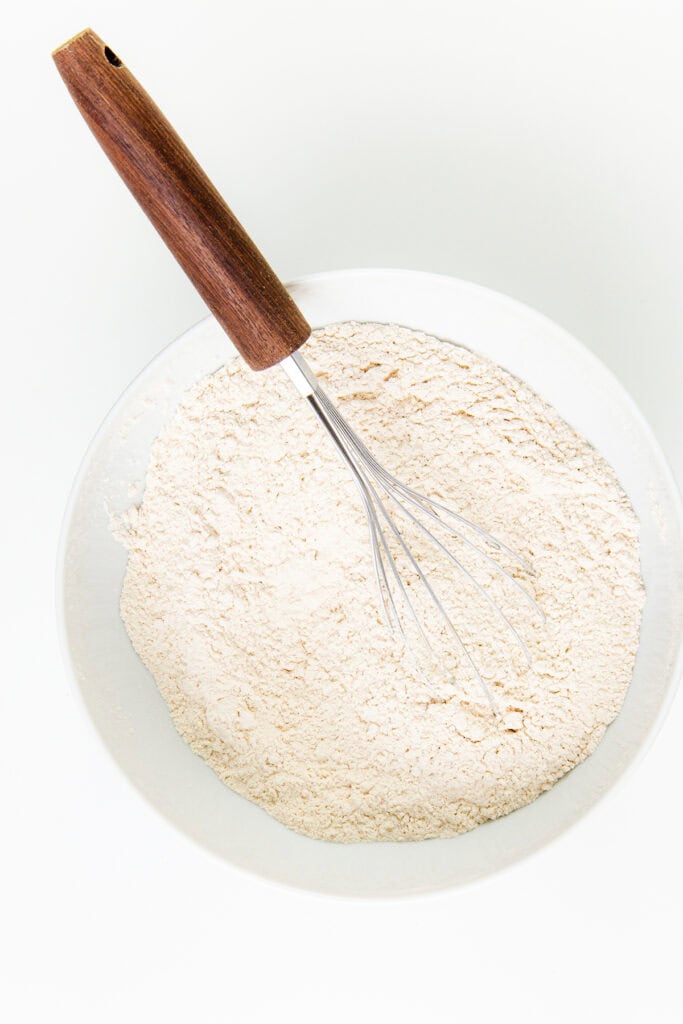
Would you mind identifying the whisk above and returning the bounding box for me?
[54,29,542,711]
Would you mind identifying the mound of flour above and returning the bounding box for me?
[115,322,644,842]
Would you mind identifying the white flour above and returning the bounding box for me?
[115,322,644,842]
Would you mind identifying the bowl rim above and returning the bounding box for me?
[56,267,683,899]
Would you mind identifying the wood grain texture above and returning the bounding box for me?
[53,29,310,370]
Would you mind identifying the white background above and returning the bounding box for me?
[2,1,682,1021]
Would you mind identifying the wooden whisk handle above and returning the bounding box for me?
[52,29,311,370]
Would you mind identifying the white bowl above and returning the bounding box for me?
[58,269,683,897]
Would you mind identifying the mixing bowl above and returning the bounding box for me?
[57,269,683,897]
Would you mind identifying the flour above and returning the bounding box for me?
[115,322,644,842]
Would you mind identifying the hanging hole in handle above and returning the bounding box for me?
[104,45,122,67]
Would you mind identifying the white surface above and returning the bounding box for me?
[59,270,683,896]
[2,0,683,1018]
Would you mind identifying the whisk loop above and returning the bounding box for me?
[282,350,543,714]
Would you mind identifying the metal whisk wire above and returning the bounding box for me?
[282,351,543,713]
